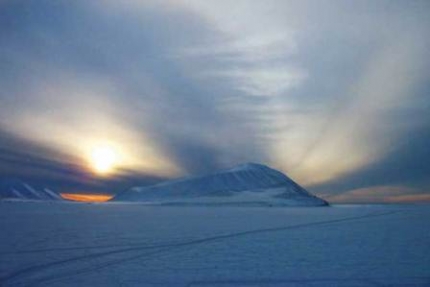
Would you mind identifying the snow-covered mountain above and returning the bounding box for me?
[113,163,328,206]
[0,179,62,201]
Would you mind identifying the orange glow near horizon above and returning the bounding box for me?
[60,193,113,202]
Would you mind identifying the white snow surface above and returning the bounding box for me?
[0,201,429,286]
[113,163,327,206]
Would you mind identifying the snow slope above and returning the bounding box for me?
[0,179,62,201]
[0,202,429,286]
[113,163,327,206]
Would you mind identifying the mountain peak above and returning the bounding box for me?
[113,163,328,206]
[0,179,62,201]
[227,162,270,172]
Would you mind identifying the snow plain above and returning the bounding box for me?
[0,202,429,287]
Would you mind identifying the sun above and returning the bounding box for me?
[90,145,117,174]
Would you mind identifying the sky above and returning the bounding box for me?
[0,0,429,202]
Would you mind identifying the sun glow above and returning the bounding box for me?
[90,144,118,174]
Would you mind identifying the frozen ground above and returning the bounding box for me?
[0,202,429,287]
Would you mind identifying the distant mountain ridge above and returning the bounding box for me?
[113,163,328,206]
[0,179,62,201]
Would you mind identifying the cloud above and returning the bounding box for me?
[326,185,430,203]
[165,0,430,187]
[0,127,166,193]
[0,0,429,201]
[0,0,269,176]
[171,1,302,97]
[204,67,306,96]
[309,123,430,197]
[286,32,430,185]
[0,72,179,176]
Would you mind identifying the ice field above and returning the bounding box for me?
[0,202,429,287]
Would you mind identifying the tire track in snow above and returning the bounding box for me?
[0,240,182,255]
[0,210,403,287]
[25,246,181,287]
